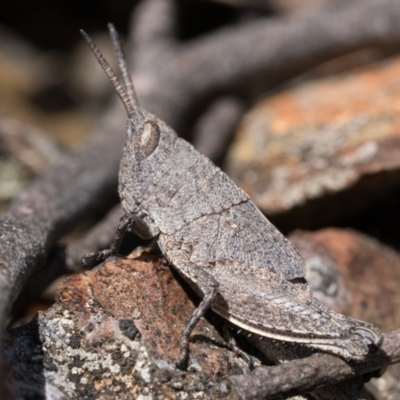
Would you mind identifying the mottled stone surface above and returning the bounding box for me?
[226,55,400,230]
[5,249,250,399]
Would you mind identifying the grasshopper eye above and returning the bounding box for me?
[137,120,160,160]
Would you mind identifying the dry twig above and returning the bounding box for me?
[230,329,400,399]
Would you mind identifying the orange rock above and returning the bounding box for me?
[58,248,244,377]
[226,56,400,229]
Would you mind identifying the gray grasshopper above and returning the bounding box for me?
[81,25,382,369]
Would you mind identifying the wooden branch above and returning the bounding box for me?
[0,100,126,334]
[230,329,400,399]
[193,96,245,162]
[132,0,177,57]
[247,335,373,399]
[179,0,400,93]
[135,0,400,130]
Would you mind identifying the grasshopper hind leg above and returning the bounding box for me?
[221,324,255,370]
[175,263,219,370]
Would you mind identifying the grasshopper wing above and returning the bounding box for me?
[210,261,382,360]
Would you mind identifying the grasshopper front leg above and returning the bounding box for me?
[81,214,153,265]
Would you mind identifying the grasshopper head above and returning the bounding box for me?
[81,24,177,217]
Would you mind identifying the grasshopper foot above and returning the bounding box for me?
[81,249,114,265]
[222,325,254,371]
[175,347,189,370]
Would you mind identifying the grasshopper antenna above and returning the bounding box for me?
[80,29,136,117]
[107,23,139,109]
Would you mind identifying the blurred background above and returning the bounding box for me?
[4,1,400,397]
[0,0,268,148]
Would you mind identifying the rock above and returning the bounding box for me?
[4,249,248,399]
[226,55,400,231]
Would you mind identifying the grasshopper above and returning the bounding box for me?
[81,24,382,369]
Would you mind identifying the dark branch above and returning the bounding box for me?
[131,0,177,58]
[176,0,400,93]
[135,0,400,130]
[193,96,245,162]
[229,329,400,399]
[0,100,126,334]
